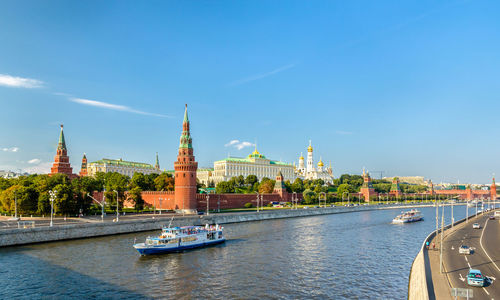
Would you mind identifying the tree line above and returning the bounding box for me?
[0,172,175,216]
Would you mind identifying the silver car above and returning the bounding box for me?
[473,223,480,229]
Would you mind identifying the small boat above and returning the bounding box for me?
[392,209,423,224]
[133,224,225,255]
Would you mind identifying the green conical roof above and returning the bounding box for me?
[58,125,66,150]
[183,104,189,123]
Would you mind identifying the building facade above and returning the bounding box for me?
[197,168,214,186]
[87,158,161,177]
[295,141,334,183]
[211,148,296,184]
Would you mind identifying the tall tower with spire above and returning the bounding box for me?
[174,104,198,214]
[79,153,88,177]
[49,125,76,178]
[155,152,160,170]
[306,140,314,174]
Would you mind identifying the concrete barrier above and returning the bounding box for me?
[0,203,446,247]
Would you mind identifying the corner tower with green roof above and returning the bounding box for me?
[174,104,198,214]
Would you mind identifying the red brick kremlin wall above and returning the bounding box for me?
[93,191,303,211]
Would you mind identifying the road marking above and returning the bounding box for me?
[459,273,465,282]
[480,219,500,272]
[482,287,490,295]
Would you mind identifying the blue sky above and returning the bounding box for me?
[1,0,499,183]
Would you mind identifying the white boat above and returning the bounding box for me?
[392,209,423,224]
[133,224,225,255]
[468,200,482,208]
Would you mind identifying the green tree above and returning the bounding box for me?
[336,183,353,200]
[154,173,174,191]
[259,178,275,194]
[245,175,258,186]
[303,189,316,204]
[291,178,304,193]
[216,181,234,194]
[128,187,144,212]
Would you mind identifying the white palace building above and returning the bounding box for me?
[209,148,296,184]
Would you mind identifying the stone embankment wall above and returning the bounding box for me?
[0,203,438,248]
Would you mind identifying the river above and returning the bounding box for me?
[0,205,485,299]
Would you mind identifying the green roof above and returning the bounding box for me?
[90,158,155,169]
[58,125,66,150]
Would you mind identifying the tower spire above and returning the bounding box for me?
[179,104,192,149]
[58,124,66,150]
[155,152,160,169]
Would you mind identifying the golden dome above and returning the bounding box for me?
[299,152,304,160]
[318,159,324,167]
[252,149,260,155]
[307,140,313,152]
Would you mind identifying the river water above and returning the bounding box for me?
[0,205,484,299]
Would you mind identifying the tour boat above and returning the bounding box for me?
[133,224,225,255]
[392,209,423,224]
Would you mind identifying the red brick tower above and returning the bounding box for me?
[79,153,88,177]
[174,104,198,214]
[273,170,289,201]
[490,177,497,200]
[360,168,376,202]
[389,177,401,197]
[49,125,76,178]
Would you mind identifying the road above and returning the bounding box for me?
[442,210,499,299]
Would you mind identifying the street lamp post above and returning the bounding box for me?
[159,197,162,215]
[206,194,210,216]
[14,191,18,220]
[256,192,260,212]
[451,196,454,228]
[114,190,119,222]
[87,192,105,222]
[49,190,57,227]
[342,192,349,206]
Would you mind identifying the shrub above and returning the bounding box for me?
[244,202,253,208]
[267,203,273,207]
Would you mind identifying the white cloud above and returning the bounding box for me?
[2,147,19,152]
[0,74,44,88]
[230,63,296,86]
[28,158,41,164]
[224,140,240,147]
[225,140,255,150]
[70,97,170,118]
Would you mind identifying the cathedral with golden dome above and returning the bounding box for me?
[295,141,334,183]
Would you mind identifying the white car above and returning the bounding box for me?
[473,223,480,229]
[459,245,472,254]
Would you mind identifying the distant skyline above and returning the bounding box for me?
[1,0,500,183]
